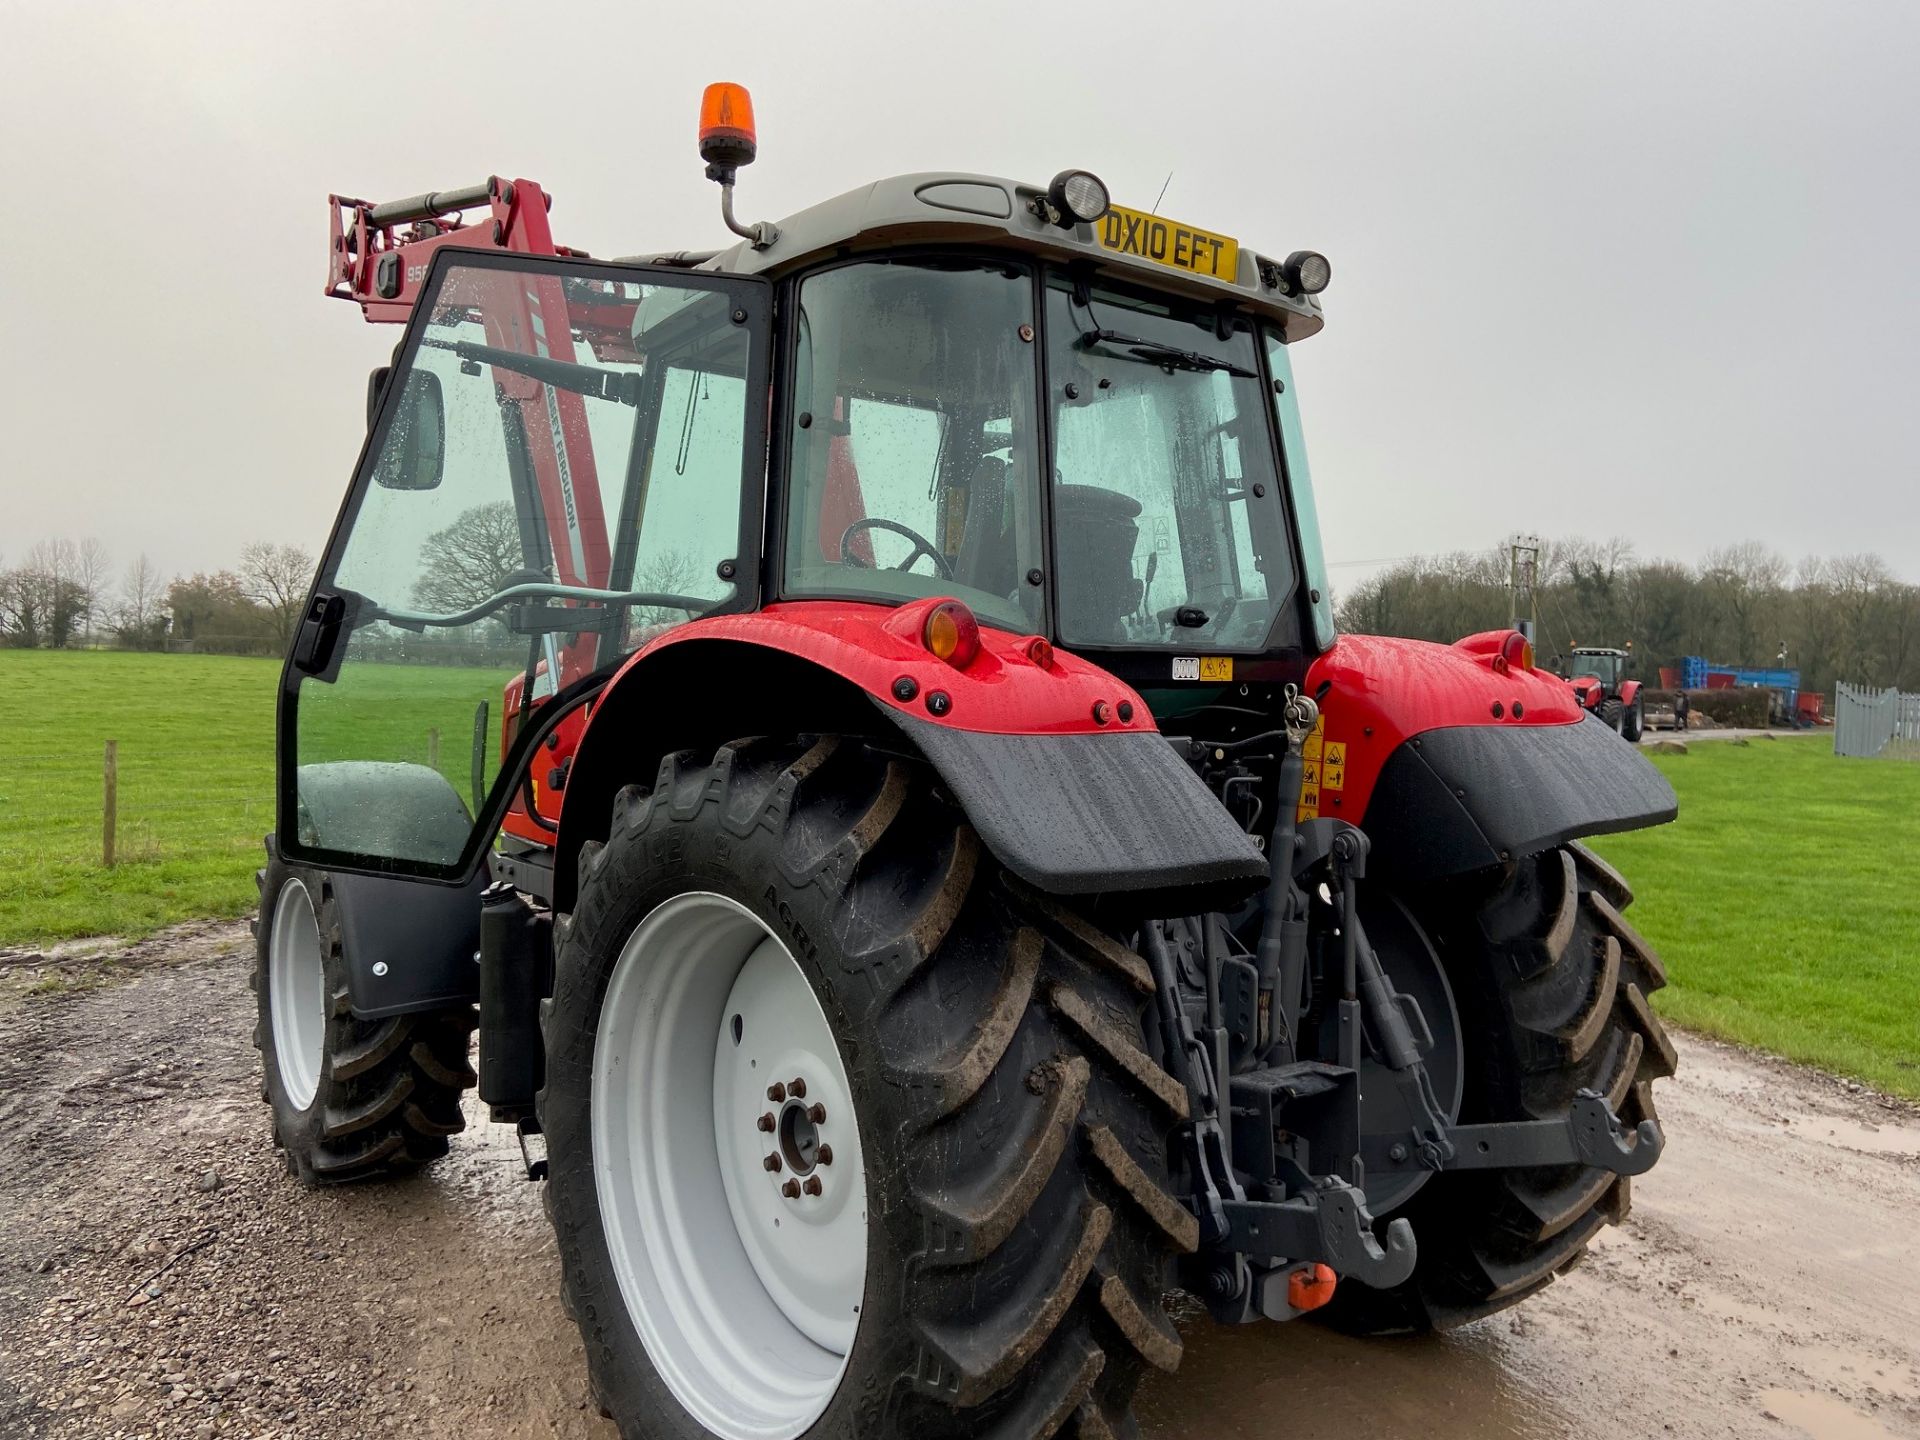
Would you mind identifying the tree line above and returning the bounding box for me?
[0,539,315,654]
[1334,537,1920,695]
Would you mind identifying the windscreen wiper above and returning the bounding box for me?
[420,338,642,405]
[1081,328,1256,379]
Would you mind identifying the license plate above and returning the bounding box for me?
[1096,205,1239,282]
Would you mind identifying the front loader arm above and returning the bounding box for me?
[327,176,569,322]
[330,177,627,839]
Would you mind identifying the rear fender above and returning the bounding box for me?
[1305,634,1675,877]
[555,600,1267,912]
[1620,678,1643,708]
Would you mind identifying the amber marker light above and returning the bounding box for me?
[1501,630,1536,673]
[922,601,982,668]
[698,83,758,169]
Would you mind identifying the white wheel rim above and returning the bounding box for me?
[268,877,327,1110]
[592,892,867,1440]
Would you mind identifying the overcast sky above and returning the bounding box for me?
[3,1,1916,593]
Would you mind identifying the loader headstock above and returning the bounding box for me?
[327,176,576,323]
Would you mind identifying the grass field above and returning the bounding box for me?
[0,650,513,946]
[3,654,1915,1097]
[1587,734,1920,1099]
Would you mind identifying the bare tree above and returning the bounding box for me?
[410,503,527,627]
[115,553,169,650]
[240,542,317,646]
[0,557,45,647]
[73,538,112,639]
[1699,541,1789,665]
[629,548,705,632]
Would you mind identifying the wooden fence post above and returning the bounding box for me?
[428,727,442,772]
[103,740,118,868]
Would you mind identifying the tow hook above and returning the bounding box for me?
[1219,1181,1417,1291]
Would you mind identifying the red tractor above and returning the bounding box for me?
[1565,644,1646,741]
[256,84,1677,1440]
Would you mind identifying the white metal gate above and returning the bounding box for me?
[1835,682,1920,759]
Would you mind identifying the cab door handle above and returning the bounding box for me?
[291,592,347,676]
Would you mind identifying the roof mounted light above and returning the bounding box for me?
[698,83,758,171]
[697,82,778,250]
[1282,250,1332,295]
[1046,170,1110,227]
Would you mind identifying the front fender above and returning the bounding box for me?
[1305,634,1675,876]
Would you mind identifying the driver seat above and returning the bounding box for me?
[953,455,1018,599]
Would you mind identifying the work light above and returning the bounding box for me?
[1047,170,1111,226]
[1282,250,1332,294]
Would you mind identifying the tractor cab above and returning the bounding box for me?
[1568,646,1629,687]
[292,100,1340,867]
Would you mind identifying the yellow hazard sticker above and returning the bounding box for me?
[1296,784,1321,822]
[1304,734,1323,761]
[1321,741,1346,792]
[1302,759,1321,786]
[1172,655,1234,682]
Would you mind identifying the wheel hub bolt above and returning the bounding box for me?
[757,1112,776,1133]
[1389,1142,1409,1163]
[807,1103,826,1125]
[802,1176,823,1197]
[817,1144,833,1166]
[788,1077,807,1099]
[767,1082,786,1103]
[781,1179,802,1199]
[763,1153,782,1172]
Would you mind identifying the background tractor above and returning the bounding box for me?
[254,84,1677,1440]
[1563,644,1646,740]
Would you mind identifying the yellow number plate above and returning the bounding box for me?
[1096,205,1239,282]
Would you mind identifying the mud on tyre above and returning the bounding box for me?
[1324,840,1676,1333]
[252,836,477,1186]
[539,735,1194,1440]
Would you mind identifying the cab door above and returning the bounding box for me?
[277,250,772,879]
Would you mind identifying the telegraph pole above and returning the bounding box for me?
[1508,535,1542,643]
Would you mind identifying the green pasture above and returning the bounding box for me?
[0,650,511,945]
[1587,734,1920,1099]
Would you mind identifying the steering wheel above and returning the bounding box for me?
[839,518,953,579]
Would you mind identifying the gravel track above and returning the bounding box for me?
[1,927,1915,1440]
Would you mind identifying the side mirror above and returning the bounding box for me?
[373,370,446,491]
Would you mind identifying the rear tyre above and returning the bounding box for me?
[540,736,1191,1440]
[251,836,477,1186]
[1322,841,1675,1334]
[1622,698,1645,743]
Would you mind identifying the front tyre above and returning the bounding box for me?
[251,837,477,1185]
[541,737,1192,1440]
[1324,841,1675,1334]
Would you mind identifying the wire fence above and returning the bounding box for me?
[1834,682,1920,760]
[0,743,274,873]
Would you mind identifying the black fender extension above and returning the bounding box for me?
[1361,714,1678,878]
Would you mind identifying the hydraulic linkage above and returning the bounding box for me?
[1164,686,1662,1323]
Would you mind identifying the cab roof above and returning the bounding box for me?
[689,172,1326,342]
